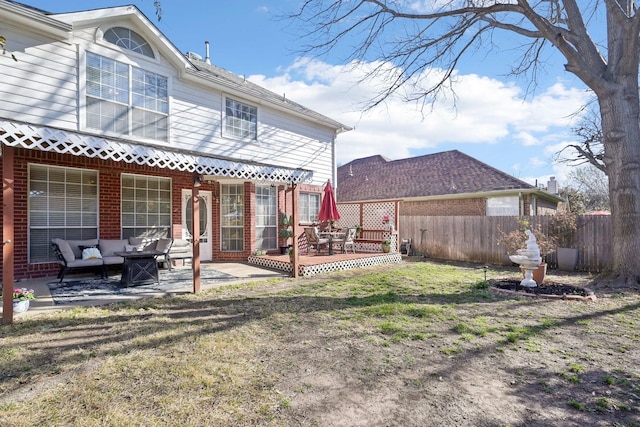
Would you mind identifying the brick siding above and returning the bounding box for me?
[1,147,317,279]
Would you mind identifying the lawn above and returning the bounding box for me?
[1,261,639,426]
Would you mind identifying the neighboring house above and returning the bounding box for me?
[337,151,563,216]
[0,0,349,280]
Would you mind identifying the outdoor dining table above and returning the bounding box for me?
[318,231,346,255]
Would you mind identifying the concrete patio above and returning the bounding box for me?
[3,263,289,318]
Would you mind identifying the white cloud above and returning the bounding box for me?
[248,58,590,182]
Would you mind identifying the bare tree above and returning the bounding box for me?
[563,164,610,212]
[558,105,606,172]
[289,0,640,285]
[558,104,609,209]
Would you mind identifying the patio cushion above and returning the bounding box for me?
[129,237,158,251]
[52,238,75,263]
[66,258,103,268]
[99,239,129,257]
[170,239,192,254]
[155,238,172,253]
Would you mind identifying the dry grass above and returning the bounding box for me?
[1,260,639,426]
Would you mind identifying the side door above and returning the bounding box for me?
[181,189,212,261]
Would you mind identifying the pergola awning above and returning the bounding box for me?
[0,120,313,183]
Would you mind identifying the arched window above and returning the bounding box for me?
[104,27,154,58]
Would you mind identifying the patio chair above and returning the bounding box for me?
[304,227,330,255]
[155,238,173,270]
[340,227,357,254]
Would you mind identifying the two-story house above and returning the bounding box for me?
[0,0,350,280]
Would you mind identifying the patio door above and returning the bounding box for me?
[255,184,278,250]
[181,189,212,262]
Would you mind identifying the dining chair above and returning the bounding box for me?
[304,227,330,255]
[342,227,357,254]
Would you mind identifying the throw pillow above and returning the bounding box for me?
[82,247,103,260]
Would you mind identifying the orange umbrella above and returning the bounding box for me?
[318,180,340,229]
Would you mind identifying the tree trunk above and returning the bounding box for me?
[599,80,640,285]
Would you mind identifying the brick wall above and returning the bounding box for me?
[536,198,558,215]
[400,198,486,216]
[0,147,281,279]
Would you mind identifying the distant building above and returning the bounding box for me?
[337,150,562,216]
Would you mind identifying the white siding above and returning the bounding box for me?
[0,12,339,185]
[170,80,335,186]
[0,23,78,128]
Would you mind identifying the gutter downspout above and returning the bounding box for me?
[332,128,340,194]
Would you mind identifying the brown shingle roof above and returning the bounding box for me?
[337,150,536,202]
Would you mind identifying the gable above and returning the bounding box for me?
[51,5,193,72]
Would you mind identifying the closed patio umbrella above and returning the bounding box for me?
[318,180,340,230]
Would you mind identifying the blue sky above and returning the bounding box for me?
[23,0,593,189]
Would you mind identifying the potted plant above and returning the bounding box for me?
[279,211,293,254]
[381,238,391,253]
[549,210,579,271]
[287,246,298,261]
[355,224,363,238]
[11,287,35,313]
[497,219,556,285]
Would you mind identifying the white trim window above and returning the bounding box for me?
[104,27,155,58]
[486,196,520,216]
[86,52,168,141]
[255,185,277,250]
[299,192,320,223]
[121,174,172,240]
[29,165,98,263]
[224,97,257,140]
[221,184,244,251]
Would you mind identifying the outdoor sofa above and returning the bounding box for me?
[51,237,173,282]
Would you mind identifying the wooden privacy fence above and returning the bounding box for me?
[399,215,612,272]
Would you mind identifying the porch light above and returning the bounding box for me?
[194,173,204,187]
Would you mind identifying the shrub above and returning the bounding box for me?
[549,210,578,247]
[497,218,556,259]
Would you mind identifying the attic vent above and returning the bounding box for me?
[186,51,202,61]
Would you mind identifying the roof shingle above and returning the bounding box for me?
[337,150,536,202]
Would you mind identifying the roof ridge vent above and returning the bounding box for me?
[186,51,203,61]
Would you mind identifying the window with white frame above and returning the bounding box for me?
[299,192,320,223]
[104,27,154,58]
[221,184,244,251]
[29,165,98,263]
[486,196,520,216]
[121,174,171,240]
[86,52,168,141]
[255,185,277,250]
[224,97,257,140]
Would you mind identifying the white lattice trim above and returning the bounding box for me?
[0,120,313,182]
[247,253,402,276]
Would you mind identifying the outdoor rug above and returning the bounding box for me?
[48,267,237,305]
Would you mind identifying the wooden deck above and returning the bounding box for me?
[248,250,403,277]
